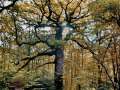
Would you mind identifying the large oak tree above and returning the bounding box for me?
[0,0,89,89]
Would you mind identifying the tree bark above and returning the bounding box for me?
[54,48,64,90]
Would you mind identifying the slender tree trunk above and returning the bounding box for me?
[117,66,120,90]
[54,47,64,90]
[97,64,102,88]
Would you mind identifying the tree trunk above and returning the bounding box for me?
[54,47,64,90]
[97,64,102,88]
[118,66,120,90]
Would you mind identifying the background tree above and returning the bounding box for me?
[73,0,120,89]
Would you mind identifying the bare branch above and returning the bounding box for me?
[45,0,58,23]
[12,13,55,47]
[34,27,54,48]
[72,39,95,55]
[72,39,115,88]
[69,0,82,16]
[35,61,55,69]
[22,48,55,61]
[17,48,55,72]
[64,0,74,22]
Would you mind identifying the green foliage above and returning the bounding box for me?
[48,39,64,47]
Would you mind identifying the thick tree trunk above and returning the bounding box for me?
[54,48,64,90]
